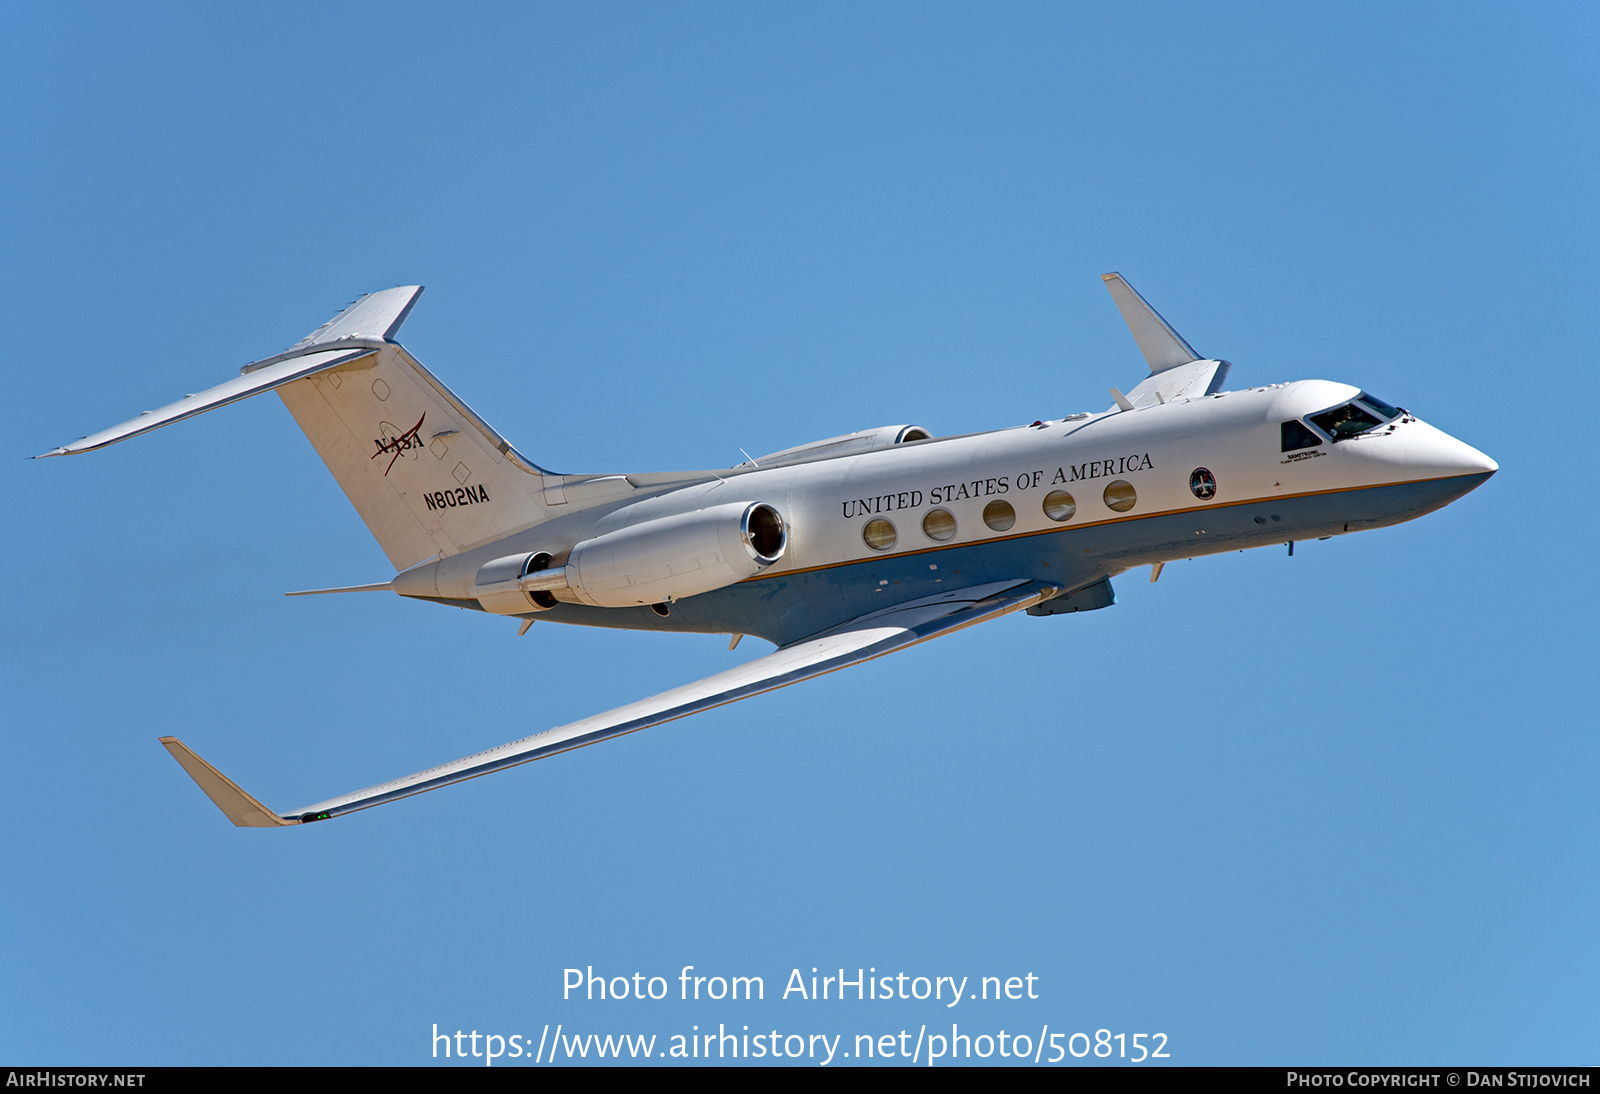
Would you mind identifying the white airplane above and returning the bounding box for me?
[41,275,1496,827]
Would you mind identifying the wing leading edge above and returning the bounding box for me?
[162,579,1058,826]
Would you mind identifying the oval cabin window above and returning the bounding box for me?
[922,508,957,541]
[862,518,897,551]
[1042,490,1076,522]
[1103,480,1137,513]
[982,500,1016,531]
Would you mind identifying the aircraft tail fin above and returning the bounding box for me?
[40,288,567,571]
[271,337,555,570]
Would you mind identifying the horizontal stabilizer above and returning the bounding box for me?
[37,286,424,457]
[38,347,373,456]
[1101,272,1201,373]
[284,285,424,354]
[159,737,297,827]
[285,581,394,597]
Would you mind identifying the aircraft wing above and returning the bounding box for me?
[1101,272,1230,408]
[161,579,1058,826]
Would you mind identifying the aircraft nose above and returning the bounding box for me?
[1458,443,1498,476]
[1407,422,1498,481]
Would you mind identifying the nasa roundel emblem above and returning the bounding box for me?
[1189,467,1217,501]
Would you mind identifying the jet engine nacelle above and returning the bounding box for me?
[470,501,787,613]
[565,500,787,607]
[751,424,931,469]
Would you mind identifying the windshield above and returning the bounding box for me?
[1355,391,1402,420]
[1309,391,1404,442]
[1310,403,1382,440]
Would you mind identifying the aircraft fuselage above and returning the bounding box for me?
[413,378,1495,647]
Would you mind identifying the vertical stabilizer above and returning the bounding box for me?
[41,287,563,571]
[274,341,553,570]
[260,288,560,570]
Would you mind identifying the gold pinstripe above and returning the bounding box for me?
[751,470,1484,581]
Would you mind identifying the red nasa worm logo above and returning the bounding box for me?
[371,413,426,476]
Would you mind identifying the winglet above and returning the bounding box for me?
[158,737,299,827]
[1101,273,1201,373]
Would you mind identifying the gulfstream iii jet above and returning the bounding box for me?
[40,275,1496,826]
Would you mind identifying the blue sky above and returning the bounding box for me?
[4,1,1596,1066]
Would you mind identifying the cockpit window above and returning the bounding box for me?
[1281,419,1323,452]
[1355,391,1402,420]
[1310,402,1384,441]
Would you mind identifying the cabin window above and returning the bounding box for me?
[922,508,957,541]
[982,500,1016,531]
[1103,480,1137,512]
[862,518,897,551]
[1042,490,1076,522]
[1281,419,1322,452]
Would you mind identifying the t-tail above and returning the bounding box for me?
[39,287,558,570]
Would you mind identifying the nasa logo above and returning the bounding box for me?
[1189,467,1217,500]
[372,413,426,475]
